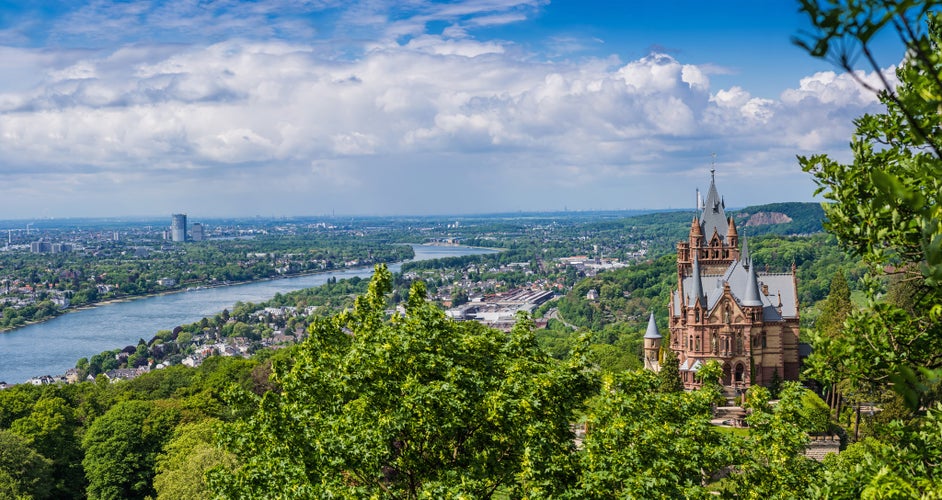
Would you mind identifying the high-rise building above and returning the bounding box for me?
[30,239,52,253]
[190,222,205,241]
[171,214,187,242]
[651,172,800,391]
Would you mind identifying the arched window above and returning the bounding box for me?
[695,336,701,351]
[736,333,743,354]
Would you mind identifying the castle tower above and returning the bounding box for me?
[643,312,662,372]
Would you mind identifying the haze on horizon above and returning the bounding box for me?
[0,1,904,219]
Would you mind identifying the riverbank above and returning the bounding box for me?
[0,260,403,335]
[0,244,501,384]
[0,243,506,334]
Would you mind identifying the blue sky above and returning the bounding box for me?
[0,0,907,218]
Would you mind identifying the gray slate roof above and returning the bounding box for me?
[699,174,729,244]
[679,258,798,321]
[644,312,662,339]
[740,233,751,268]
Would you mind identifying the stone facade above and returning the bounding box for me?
[665,173,800,390]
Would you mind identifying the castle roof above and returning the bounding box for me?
[699,171,729,244]
[644,312,661,339]
[741,262,763,307]
[677,257,798,321]
[679,358,703,372]
[740,233,751,269]
[689,256,705,306]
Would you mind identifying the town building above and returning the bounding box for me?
[446,288,553,331]
[30,239,52,253]
[190,222,205,241]
[652,172,800,390]
[171,213,187,242]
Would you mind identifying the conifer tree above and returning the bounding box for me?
[657,348,683,393]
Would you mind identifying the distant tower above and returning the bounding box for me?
[190,222,205,242]
[171,214,187,242]
[643,312,662,372]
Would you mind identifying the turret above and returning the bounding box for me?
[690,256,705,308]
[689,216,702,253]
[741,262,763,308]
[643,313,662,372]
[699,171,728,245]
[727,216,738,248]
[740,233,751,270]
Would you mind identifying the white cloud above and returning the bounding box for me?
[0,2,896,217]
[404,35,506,57]
[781,69,894,106]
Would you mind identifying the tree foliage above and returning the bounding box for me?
[0,429,52,499]
[726,383,821,498]
[9,397,85,499]
[82,400,183,500]
[813,404,942,497]
[212,264,596,498]
[797,0,942,408]
[578,370,734,498]
[153,419,237,500]
[658,348,684,393]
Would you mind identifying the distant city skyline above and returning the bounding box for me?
[0,1,906,218]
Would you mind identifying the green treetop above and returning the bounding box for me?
[211,264,596,498]
[797,0,942,408]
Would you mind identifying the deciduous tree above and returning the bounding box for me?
[797,0,942,408]
[82,400,181,500]
[212,265,595,498]
[0,429,52,499]
[578,370,734,498]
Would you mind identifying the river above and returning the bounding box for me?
[0,245,497,384]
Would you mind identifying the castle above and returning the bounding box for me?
[644,172,800,390]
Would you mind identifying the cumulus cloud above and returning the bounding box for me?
[0,1,896,217]
[781,69,895,106]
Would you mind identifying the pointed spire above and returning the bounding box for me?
[741,262,763,307]
[740,232,751,269]
[699,170,728,244]
[727,216,738,238]
[690,256,705,307]
[690,216,702,236]
[644,312,662,339]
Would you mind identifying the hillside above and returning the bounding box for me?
[731,202,825,236]
[546,231,863,374]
